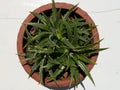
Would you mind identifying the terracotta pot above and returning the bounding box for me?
[17,2,99,88]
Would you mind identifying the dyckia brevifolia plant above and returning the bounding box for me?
[21,0,107,87]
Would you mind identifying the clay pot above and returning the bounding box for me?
[17,2,99,88]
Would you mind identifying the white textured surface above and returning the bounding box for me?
[0,0,120,90]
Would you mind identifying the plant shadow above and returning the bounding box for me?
[47,81,86,90]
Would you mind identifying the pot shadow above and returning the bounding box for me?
[47,81,86,90]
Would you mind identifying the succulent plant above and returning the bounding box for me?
[20,0,107,87]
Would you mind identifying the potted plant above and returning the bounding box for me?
[17,0,107,88]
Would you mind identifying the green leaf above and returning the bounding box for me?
[77,22,89,27]
[72,19,79,45]
[70,53,95,64]
[24,32,50,48]
[41,12,52,27]
[78,35,87,42]
[63,3,78,19]
[69,67,75,87]
[53,65,65,78]
[48,56,61,65]
[48,70,54,79]
[66,55,70,70]
[74,68,80,85]
[51,0,62,28]
[30,12,46,24]
[39,55,46,83]
[78,28,89,35]
[17,53,26,56]
[77,54,95,64]
[25,22,49,31]
[84,32,98,45]
[72,57,95,85]
[55,9,61,27]
[74,39,106,54]
[48,69,58,86]
[78,61,95,85]
[25,28,32,38]
[66,55,76,70]
[79,48,108,55]
[70,53,95,85]
[83,39,103,49]
[62,19,72,42]
[39,48,53,54]
[56,21,65,39]
[37,38,49,48]
[29,58,41,77]
[61,37,75,49]
[69,66,80,87]
[48,34,59,48]
[51,0,57,24]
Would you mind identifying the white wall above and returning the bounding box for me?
[0,0,120,90]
